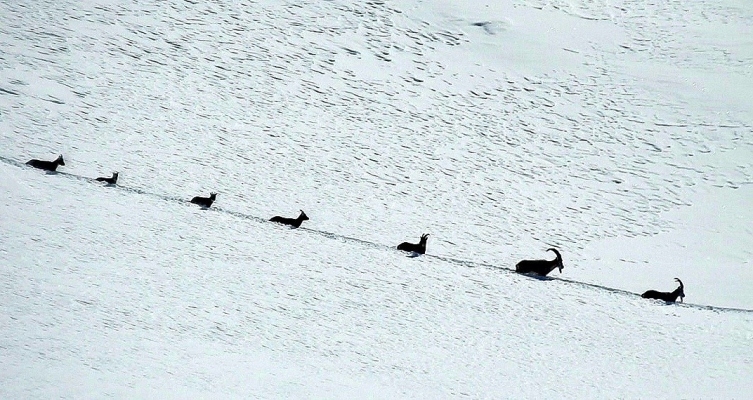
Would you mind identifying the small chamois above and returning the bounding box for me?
[95,172,119,185]
[515,248,564,277]
[642,278,685,303]
[26,154,65,171]
[190,192,217,208]
[270,210,309,228]
[397,234,429,255]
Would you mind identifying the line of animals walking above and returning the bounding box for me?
[24,154,686,304]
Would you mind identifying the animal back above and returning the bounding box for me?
[397,242,424,254]
[515,260,532,273]
[271,216,301,227]
[190,197,212,207]
[27,160,57,171]
[641,290,669,301]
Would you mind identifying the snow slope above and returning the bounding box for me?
[1,0,752,397]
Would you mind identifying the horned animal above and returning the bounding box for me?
[26,154,65,171]
[96,172,119,185]
[397,234,429,255]
[515,248,563,276]
[270,210,309,228]
[641,278,684,303]
[190,192,217,208]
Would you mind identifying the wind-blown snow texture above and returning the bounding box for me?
[1,0,752,398]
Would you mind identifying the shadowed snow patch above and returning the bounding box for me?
[471,20,509,35]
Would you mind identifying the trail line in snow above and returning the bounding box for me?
[3,155,751,314]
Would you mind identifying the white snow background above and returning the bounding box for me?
[1,0,752,398]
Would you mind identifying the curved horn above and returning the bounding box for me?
[547,248,563,272]
[675,278,683,289]
[547,248,562,260]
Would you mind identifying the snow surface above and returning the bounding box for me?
[1,0,752,397]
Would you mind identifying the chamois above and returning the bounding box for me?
[397,233,429,255]
[642,278,685,303]
[515,248,564,276]
[270,210,309,228]
[26,154,65,171]
[190,192,217,208]
[96,172,119,185]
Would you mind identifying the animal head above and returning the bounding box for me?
[420,233,429,243]
[547,248,564,272]
[675,278,685,301]
[57,154,65,166]
[299,210,309,220]
[209,192,217,200]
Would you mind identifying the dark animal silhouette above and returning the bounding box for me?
[642,278,685,303]
[190,192,217,208]
[96,172,119,185]
[397,233,429,254]
[515,248,564,276]
[270,210,309,228]
[26,154,65,171]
